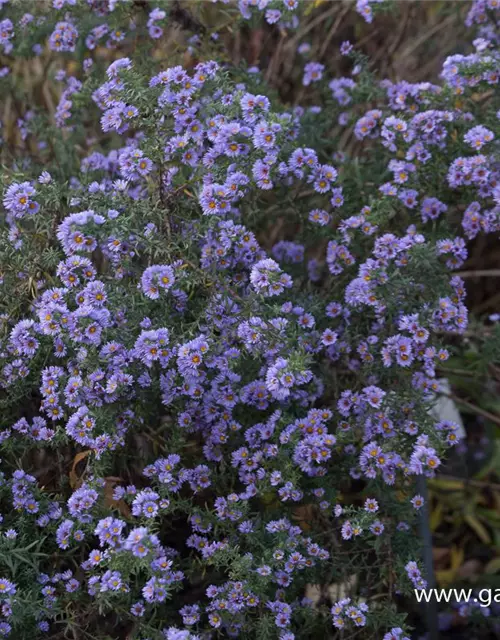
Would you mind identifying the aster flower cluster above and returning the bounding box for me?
[213,0,303,27]
[0,0,498,639]
[331,597,369,629]
[2,181,39,219]
[405,560,428,590]
[49,21,78,52]
[250,258,293,297]
[355,0,387,24]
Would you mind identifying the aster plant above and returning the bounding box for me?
[0,1,499,639]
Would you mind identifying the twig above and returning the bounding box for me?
[289,3,340,47]
[318,5,351,59]
[436,366,478,377]
[456,269,500,278]
[265,31,286,85]
[442,392,500,428]
[432,474,500,493]
[436,327,492,339]
[398,13,457,61]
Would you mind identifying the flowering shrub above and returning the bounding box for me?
[0,1,499,639]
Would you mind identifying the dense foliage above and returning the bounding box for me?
[0,1,499,638]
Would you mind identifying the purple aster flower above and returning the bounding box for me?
[49,21,78,52]
[3,182,39,218]
[141,265,176,299]
[464,124,494,150]
[303,62,325,86]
